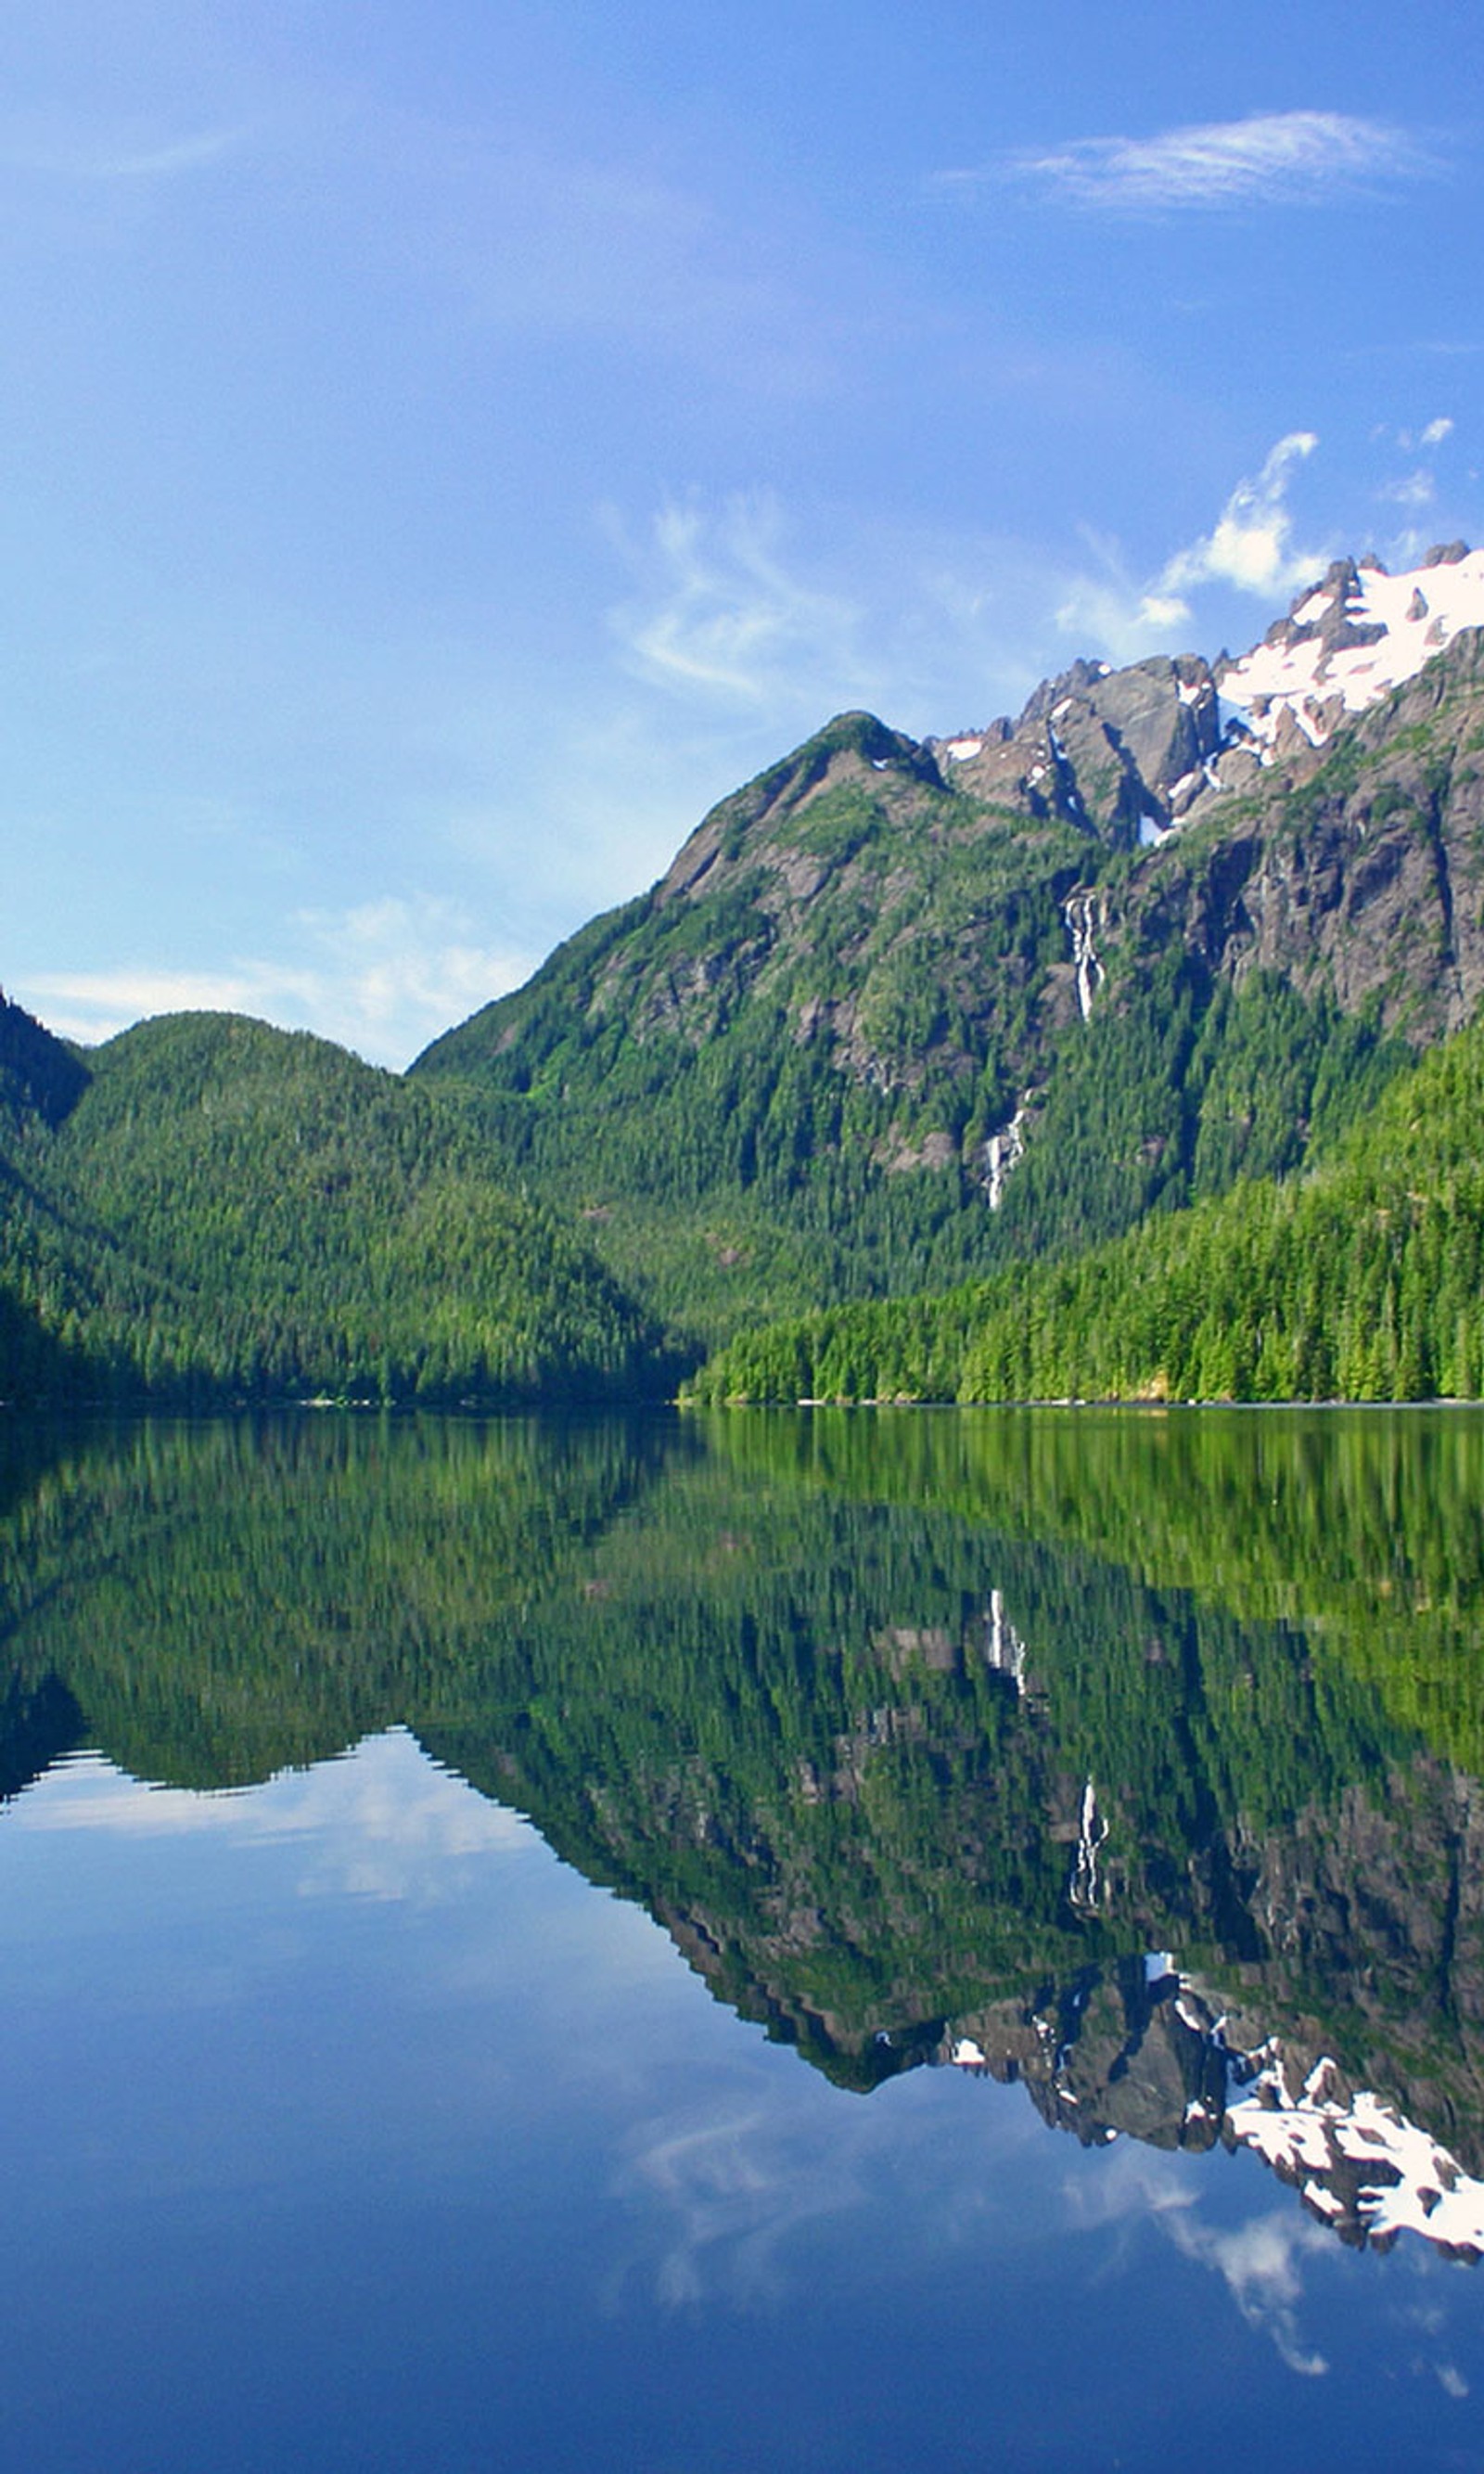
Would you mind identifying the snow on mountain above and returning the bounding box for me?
[942,1959,1484,2263]
[1227,2049,1484,2261]
[1218,542,1484,759]
[924,545,1483,855]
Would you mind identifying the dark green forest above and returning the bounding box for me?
[694,1003,1484,1410]
[0,1002,670,1405]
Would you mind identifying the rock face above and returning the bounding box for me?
[1095,634,1484,1047]
[929,651,1223,843]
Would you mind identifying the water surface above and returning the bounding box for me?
[2,1406,1482,2469]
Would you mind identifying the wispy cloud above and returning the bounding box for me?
[609,494,866,710]
[620,2107,866,2307]
[19,894,531,1069]
[0,122,248,184]
[945,111,1438,213]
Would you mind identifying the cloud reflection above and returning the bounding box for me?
[618,2106,870,2309]
[1066,2143,1331,2375]
[6,1730,536,1904]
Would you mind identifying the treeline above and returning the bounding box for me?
[0,1004,673,1405]
[692,1005,1484,1409]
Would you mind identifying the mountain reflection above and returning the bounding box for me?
[3,1404,1483,2262]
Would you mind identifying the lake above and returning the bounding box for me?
[1,1404,1481,2470]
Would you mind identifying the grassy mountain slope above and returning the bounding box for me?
[0,1001,669,1404]
[413,636,1484,1346]
[693,1000,1484,1405]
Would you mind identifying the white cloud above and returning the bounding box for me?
[609,495,865,711]
[1376,416,1455,453]
[19,967,289,1045]
[1051,434,1327,661]
[1166,2207,1331,2376]
[1055,556,1196,663]
[8,1733,539,1909]
[1379,468,1437,509]
[18,895,531,1069]
[987,111,1435,212]
[1159,432,1324,598]
[291,895,534,1058]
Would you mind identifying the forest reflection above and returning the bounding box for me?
[3,1404,1482,2255]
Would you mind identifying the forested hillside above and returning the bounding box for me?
[693,1003,1484,1405]
[415,625,1484,1347]
[0,1000,668,1404]
[7,560,1484,1404]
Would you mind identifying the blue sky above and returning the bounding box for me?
[4,0,1482,1065]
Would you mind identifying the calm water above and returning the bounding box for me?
[2,1405,1483,2471]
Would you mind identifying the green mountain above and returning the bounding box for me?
[8,548,1484,1402]
[413,585,1484,1352]
[692,994,1484,1404]
[0,1000,669,1404]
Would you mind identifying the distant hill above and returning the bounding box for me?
[0,1001,669,1404]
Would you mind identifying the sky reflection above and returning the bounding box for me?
[1,1696,1481,2467]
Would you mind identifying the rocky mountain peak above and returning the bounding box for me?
[657,711,942,906]
[929,651,1223,848]
[1216,542,1484,763]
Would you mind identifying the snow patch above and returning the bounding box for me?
[1219,547,1484,756]
[1227,2056,1484,2261]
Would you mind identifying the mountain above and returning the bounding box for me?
[932,542,1484,838]
[414,546,1484,1352]
[0,1001,669,1404]
[8,542,1484,1403]
[692,998,1484,1403]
